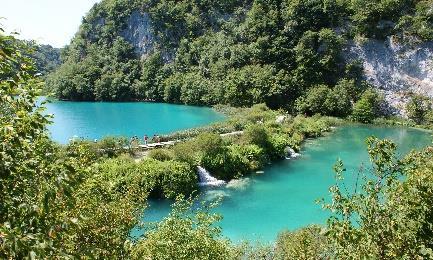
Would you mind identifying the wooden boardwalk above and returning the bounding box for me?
[126,131,244,151]
[125,140,178,151]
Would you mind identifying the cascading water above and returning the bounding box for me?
[285,147,301,160]
[197,166,226,187]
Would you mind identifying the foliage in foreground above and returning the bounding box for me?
[131,197,234,260]
[323,137,433,259]
[0,28,146,259]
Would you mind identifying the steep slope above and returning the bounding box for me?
[47,0,433,116]
[20,40,62,76]
[346,37,433,115]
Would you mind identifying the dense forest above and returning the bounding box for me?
[20,40,62,76]
[46,0,433,118]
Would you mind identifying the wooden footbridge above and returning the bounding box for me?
[125,140,178,151]
[125,131,244,152]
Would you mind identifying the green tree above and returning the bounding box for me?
[296,85,331,115]
[223,65,275,107]
[0,30,84,258]
[293,29,343,88]
[324,137,433,259]
[351,88,382,123]
[406,94,432,125]
[295,83,352,117]
[275,226,328,259]
[131,197,235,260]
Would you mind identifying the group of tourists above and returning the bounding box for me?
[129,134,161,147]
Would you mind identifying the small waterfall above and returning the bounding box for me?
[197,166,226,187]
[285,147,301,160]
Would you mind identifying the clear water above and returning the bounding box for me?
[141,125,432,242]
[43,100,224,144]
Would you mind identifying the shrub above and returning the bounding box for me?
[351,88,382,123]
[132,197,235,260]
[296,83,352,117]
[406,94,432,125]
[93,157,197,200]
[242,124,272,151]
[229,144,266,172]
[96,136,128,157]
[296,85,330,116]
[275,226,328,259]
[148,148,174,161]
[155,160,197,199]
[172,141,199,166]
[324,138,433,258]
[269,133,290,159]
[292,115,331,138]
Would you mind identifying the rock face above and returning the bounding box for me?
[345,37,433,115]
[120,11,156,59]
[118,10,433,115]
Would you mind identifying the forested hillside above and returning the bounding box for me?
[21,40,61,76]
[47,0,432,115]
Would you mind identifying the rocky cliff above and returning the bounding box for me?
[118,10,433,115]
[345,37,433,115]
[120,11,156,59]
[49,0,433,111]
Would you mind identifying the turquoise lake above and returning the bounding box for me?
[141,125,432,242]
[44,100,224,143]
[43,101,432,242]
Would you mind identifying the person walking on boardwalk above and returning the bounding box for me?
[143,134,148,145]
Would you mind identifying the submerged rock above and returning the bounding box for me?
[203,190,230,202]
[226,178,251,190]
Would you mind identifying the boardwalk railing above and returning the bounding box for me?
[123,131,244,152]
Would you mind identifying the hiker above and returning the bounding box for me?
[143,134,148,145]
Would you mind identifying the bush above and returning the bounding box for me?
[96,136,128,157]
[351,88,382,123]
[172,141,199,166]
[406,94,432,125]
[242,124,272,151]
[291,115,332,138]
[269,133,291,159]
[229,144,266,172]
[148,148,174,161]
[275,226,328,259]
[154,160,197,199]
[296,85,330,116]
[324,138,433,258]
[93,157,197,200]
[132,197,235,260]
[296,83,352,117]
